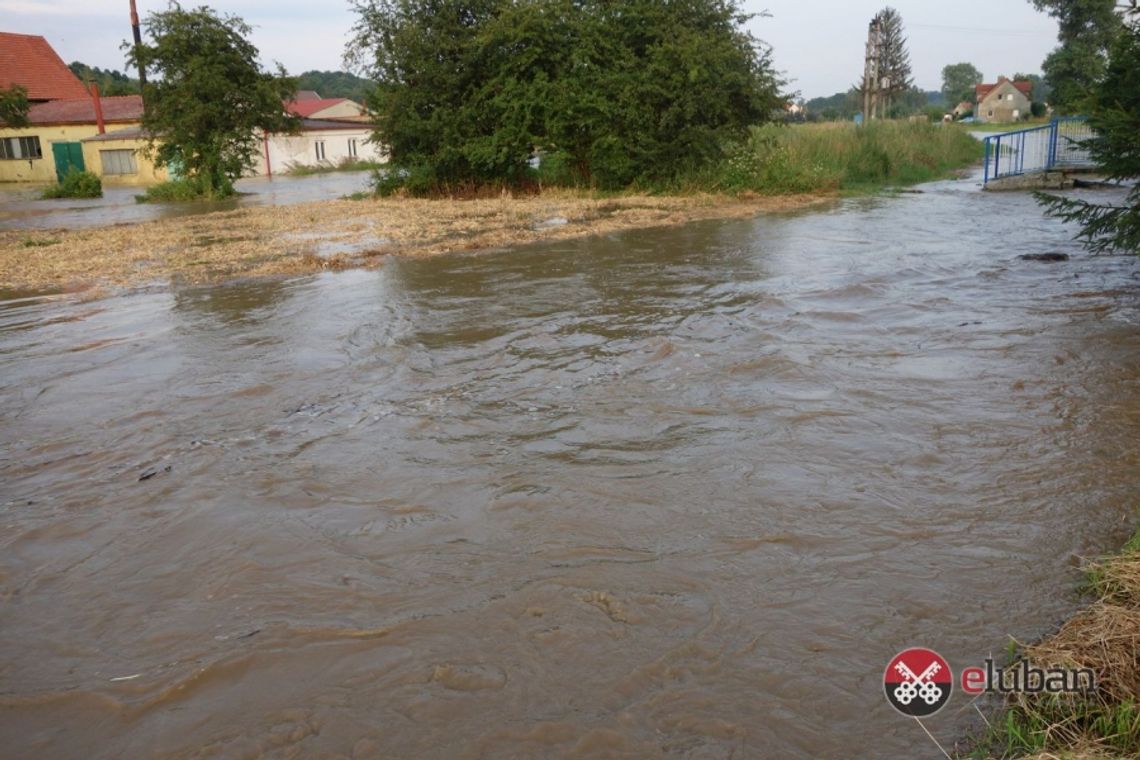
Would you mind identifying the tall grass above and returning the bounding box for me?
[707,121,982,195]
[373,120,982,198]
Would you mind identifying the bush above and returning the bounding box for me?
[134,177,214,203]
[41,169,102,199]
[1031,101,1048,118]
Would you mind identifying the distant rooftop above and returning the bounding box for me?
[26,96,144,125]
[976,77,1033,102]
[0,32,91,101]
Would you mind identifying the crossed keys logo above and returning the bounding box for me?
[884,648,953,717]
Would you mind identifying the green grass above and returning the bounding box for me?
[41,169,102,199]
[135,178,220,203]
[701,121,983,196]
[285,158,385,177]
[22,237,60,248]
[970,696,1140,758]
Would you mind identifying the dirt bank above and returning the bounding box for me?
[971,534,1140,758]
[0,192,831,294]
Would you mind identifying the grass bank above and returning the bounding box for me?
[968,530,1140,759]
[690,121,983,196]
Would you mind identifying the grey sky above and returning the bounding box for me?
[1,1,1060,99]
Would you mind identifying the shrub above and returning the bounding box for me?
[41,169,102,199]
[134,177,214,203]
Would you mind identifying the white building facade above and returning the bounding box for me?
[251,119,386,177]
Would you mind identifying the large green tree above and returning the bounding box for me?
[1038,10,1140,253]
[1030,0,1122,111]
[128,3,298,198]
[347,0,784,192]
[941,62,983,105]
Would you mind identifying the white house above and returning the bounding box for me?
[252,119,386,177]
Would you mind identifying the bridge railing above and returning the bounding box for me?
[982,117,1095,185]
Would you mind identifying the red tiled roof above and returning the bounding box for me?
[0,32,90,101]
[26,95,143,125]
[284,97,359,118]
[975,79,1033,102]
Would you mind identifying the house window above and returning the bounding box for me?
[348,138,357,158]
[100,149,137,175]
[0,136,43,160]
[315,141,326,161]
[1007,93,1014,101]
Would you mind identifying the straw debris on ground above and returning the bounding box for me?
[973,533,1140,759]
[0,192,830,294]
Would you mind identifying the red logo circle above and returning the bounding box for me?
[884,647,953,717]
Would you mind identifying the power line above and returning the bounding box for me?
[908,23,1056,38]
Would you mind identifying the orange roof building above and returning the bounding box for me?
[0,32,90,101]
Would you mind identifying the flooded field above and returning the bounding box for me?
[0,171,373,232]
[1,174,1139,758]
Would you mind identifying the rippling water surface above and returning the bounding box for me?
[2,175,1139,758]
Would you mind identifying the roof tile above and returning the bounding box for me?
[26,96,144,125]
[0,32,90,101]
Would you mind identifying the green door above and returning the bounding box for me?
[51,142,85,182]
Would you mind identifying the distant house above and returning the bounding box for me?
[952,100,974,119]
[0,33,166,184]
[81,126,169,186]
[1,90,161,184]
[254,91,382,176]
[975,77,1033,123]
[284,92,371,123]
[254,119,385,177]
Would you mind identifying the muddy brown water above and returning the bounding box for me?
[2,176,1139,759]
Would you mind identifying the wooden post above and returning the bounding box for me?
[130,0,147,90]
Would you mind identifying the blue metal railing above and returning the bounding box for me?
[982,117,1095,185]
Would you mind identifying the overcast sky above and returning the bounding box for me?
[2,0,1061,99]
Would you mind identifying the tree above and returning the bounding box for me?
[876,7,913,115]
[1038,11,1140,253]
[127,3,299,198]
[0,85,29,127]
[1030,0,1123,111]
[295,70,375,101]
[67,62,140,96]
[941,62,983,105]
[347,0,785,192]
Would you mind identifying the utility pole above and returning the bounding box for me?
[130,0,147,90]
[862,17,882,121]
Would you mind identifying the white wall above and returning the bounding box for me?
[250,127,386,176]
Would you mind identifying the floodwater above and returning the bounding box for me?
[1,174,1138,759]
[0,171,372,231]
